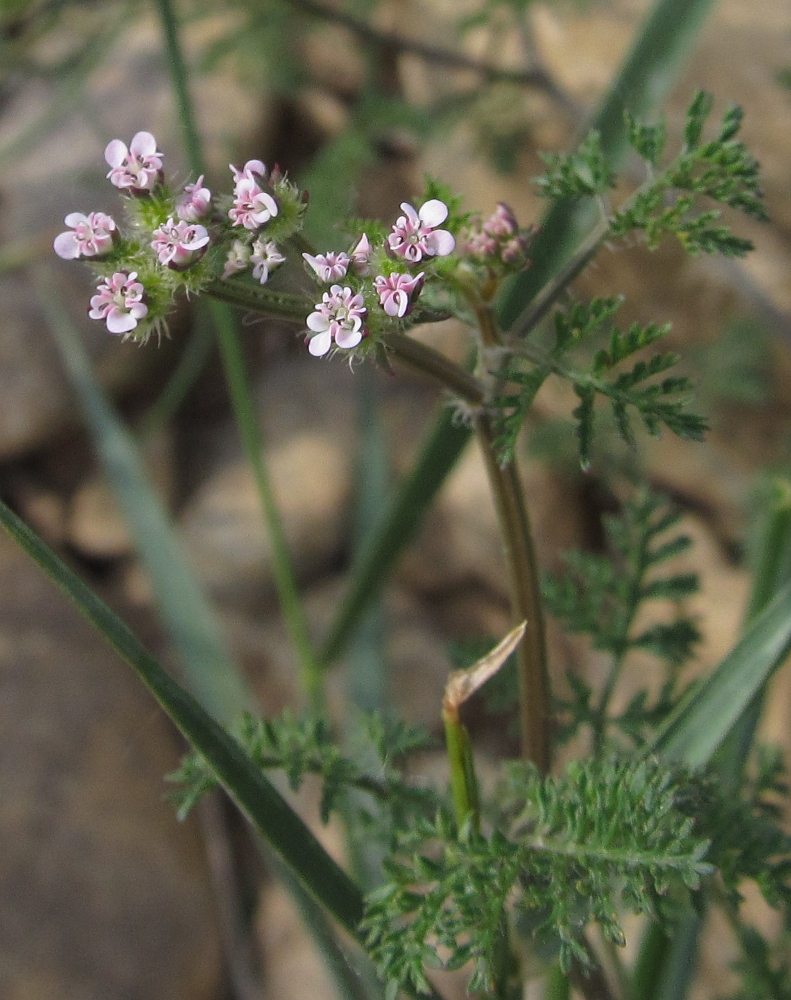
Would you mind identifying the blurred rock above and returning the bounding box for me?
[180,425,353,611]
[178,354,439,613]
[0,529,221,1000]
[67,426,176,561]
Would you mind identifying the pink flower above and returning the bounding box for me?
[373,271,425,318]
[222,239,252,279]
[228,164,279,230]
[305,285,367,357]
[350,233,372,275]
[387,199,455,263]
[302,250,350,283]
[54,211,117,259]
[105,131,163,194]
[230,159,266,184]
[176,175,212,221]
[483,202,518,239]
[88,271,148,335]
[151,218,210,269]
[251,239,286,284]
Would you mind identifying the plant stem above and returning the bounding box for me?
[476,413,550,770]
[384,331,486,406]
[204,276,551,767]
[442,705,480,832]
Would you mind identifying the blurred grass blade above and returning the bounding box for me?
[0,495,365,935]
[717,478,791,784]
[635,483,791,1000]
[0,9,136,173]
[137,315,215,439]
[36,268,251,726]
[650,576,791,768]
[497,0,718,330]
[320,403,472,667]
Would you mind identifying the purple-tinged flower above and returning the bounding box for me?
[387,199,455,263]
[373,271,425,318]
[151,218,210,269]
[483,202,518,239]
[502,237,528,264]
[222,239,252,279]
[463,231,499,259]
[251,239,286,284]
[88,271,148,335]
[54,211,117,260]
[105,131,163,194]
[302,250,350,283]
[305,284,367,357]
[228,164,279,231]
[350,233,372,275]
[230,159,266,184]
[176,175,212,222]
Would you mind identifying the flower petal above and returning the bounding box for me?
[106,308,139,335]
[426,229,455,256]
[418,199,449,227]
[104,139,129,167]
[130,131,158,156]
[53,231,80,259]
[334,326,363,350]
[308,329,332,356]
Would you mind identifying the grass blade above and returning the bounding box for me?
[0,495,365,934]
[649,576,791,768]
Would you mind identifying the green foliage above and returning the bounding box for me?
[611,93,767,255]
[168,710,438,829]
[363,757,712,996]
[532,91,766,257]
[545,493,700,746]
[535,130,616,199]
[722,925,791,1000]
[493,296,707,468]
[691,749,791,914]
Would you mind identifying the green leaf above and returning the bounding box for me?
[684,90,715,149]
[0,496,365,936]
[650,577,791,768]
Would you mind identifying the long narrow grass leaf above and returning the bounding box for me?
[650,577,791,768]
[0,496,366,935]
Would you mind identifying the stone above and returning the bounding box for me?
[0,528,222,1000]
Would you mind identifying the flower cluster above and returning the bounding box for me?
[300,200,458,357]
[54,132,303,341]
[55,129,529,353]
[461,202,532,270]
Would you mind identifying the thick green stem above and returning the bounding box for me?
[442,705,480,833]
[476,414,550,770]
